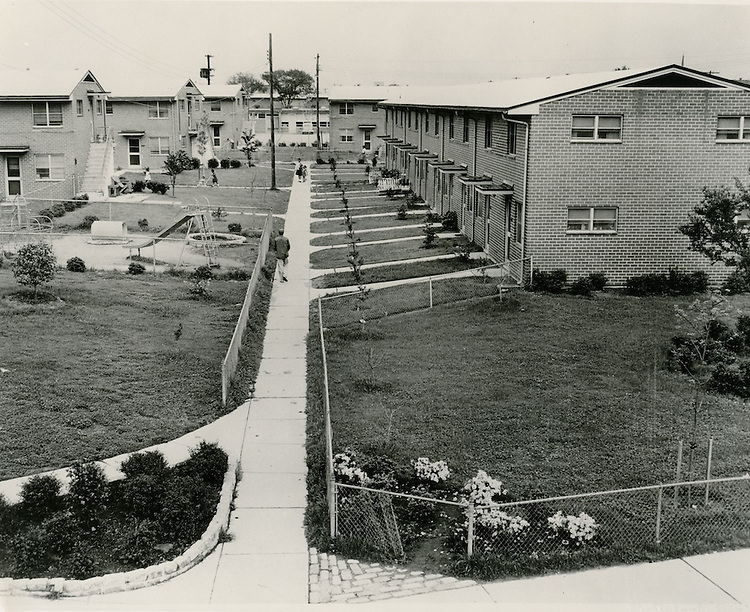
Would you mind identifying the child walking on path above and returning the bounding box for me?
[273,228,291,282]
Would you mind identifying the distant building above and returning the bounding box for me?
[379,65,750,286]
[328,85,402,157]
[246,93,329,148]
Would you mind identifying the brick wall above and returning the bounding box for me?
[525,88,750,285]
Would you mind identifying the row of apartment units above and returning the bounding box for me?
[327,65,750,285]
[0,69,332,202]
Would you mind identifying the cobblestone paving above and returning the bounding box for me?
[308,548,480,603]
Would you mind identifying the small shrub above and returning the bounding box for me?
[220,158,230,169]
[182,441,228,488]
[128,262,146,275]
[120,450,169,479]
[66,256,86,273]
[118,474,168,520]
[278,142,287,147]
[38,208,54,219]
[221,269,250,281]
[190,157,201,169]
[588,272,608,291]
[19,474,62,521]
[626,269,709,296]
[722,270,750,295]
[10,526,51,575]
[67,461,109,531]
[298,142,307,147]
[50,203,66,217]
[138,218,149,231]
[228,223,242,234]
[528,269,567,293]
[423,219,438,248]
[113,518,163,566]
[78,215,99,230]
[192,265,214,281]
[441,211,458,232]
[207,157,220,169]
[230,159,242,168]
[316,157,326,164]
[147,181,169,195]
[396,204,408,220]
[131,180,146,193]
[63,200,77,212]
[569,277,593,296]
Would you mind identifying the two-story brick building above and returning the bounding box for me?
[0,69,108,201]
[379,65,750,286]
[246,93,329,147]
[328,85,401,157]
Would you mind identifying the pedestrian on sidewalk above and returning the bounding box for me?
[210,168,219,187]
[273,228,291,282]
[295,159,305,183]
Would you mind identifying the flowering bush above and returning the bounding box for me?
[333,449,370,485]
[463,470,509,505]
[413,457,450,483]
[547,510,598,547]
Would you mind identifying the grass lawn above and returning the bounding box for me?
[311,226,426,247]
[312,257,486,289]
[311,207,421,220]
[311,196,391,210]
[311,215,425,235]
[316,291,750,495]
[310,236,463,270]
[0,268,265,481]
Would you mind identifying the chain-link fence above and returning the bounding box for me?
[318,261,530,329]
[334,475,750,572]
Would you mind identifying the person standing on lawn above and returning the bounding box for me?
[274,228,291,282]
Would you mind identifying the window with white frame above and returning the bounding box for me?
[148,102,170,119]
[212,125,221,147]
[339,128,353,142]
[339,102,354,114]
[210,100,221,111]
[149,137,170,155]
[295,121,304,130]
[507,122,517,155]
[462,114,470,143]
[105,101,113,115]
[96,99,103,115]
[449,114,455,139]
[484,116,493,148]
[571,115,622,141]
[320,121,329,128]
[32,102,63,127]
[34,154,64,180]
[76,99,83,117]
[716,116,750,141]
[567,207,618,232]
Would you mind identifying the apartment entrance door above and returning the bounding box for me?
[6,157,21,196]
[128,138,141,167]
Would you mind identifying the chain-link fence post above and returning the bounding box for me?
[429,277,434,309]
[655,486,663,544]
[467,502,474,558]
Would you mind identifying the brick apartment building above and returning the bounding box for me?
[246,93,330,147]
[0,69,108,201]
[328,85,400,157]
[0,70,250,202]
[379,65,750,286]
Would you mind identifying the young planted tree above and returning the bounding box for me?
[341,190,369,314]
[679,177,750,287]
[239,129,262,168]
[261,69,314,108]
[11,242,56,297]
[195,112,210,183]
[163,150,194,197]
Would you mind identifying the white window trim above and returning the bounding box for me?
[148,101,170,119]
[148,137,170,155]
[34,154,65,181]
[571,115,622,142]
[716,116,750,142]
[32,102,63,128]
[566,207,618,234]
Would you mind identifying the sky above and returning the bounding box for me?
[1,0,750,93]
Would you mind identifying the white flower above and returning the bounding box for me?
[547,510,598,546]
[413,457,451,483]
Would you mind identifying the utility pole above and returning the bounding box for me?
[268,34,277,190]
[316,54,321,154]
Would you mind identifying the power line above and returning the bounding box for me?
[37,0,186,78]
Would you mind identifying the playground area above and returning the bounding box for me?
[0,194,269,272]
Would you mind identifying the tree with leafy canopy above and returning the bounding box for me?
[163,150,194,197]
[261,69,314,108]
[227,72,266,95]
[679,177,750,285]
[12,242,56,297]
[239,129,262,168]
